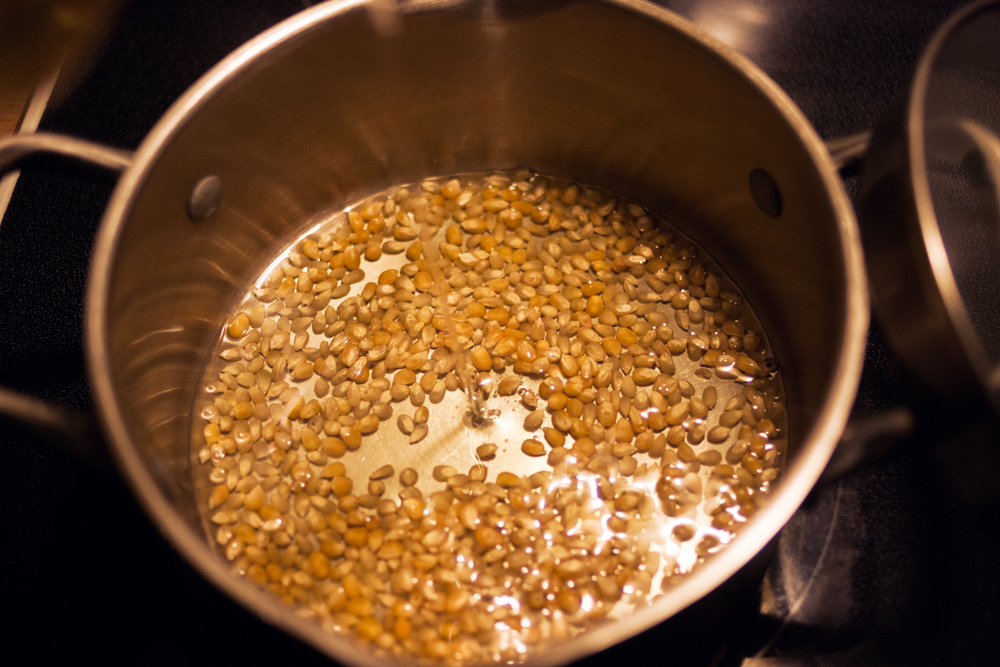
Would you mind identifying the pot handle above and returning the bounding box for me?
[821,407,914,483]
[948,118,1000,195]
[0,132,132,469]
[826,131,872,173]
[0,388,113,469]
[0,132,132,176]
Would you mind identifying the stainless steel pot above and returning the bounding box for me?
[859,0,1000,418]
[0,1,867,665]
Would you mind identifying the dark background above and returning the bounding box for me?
[1,1,996,665]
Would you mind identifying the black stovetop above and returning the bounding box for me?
[1,1,997,665]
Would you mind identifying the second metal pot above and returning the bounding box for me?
[859,0,1000,419]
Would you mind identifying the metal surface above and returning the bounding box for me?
[0,131,132,176]
[931,118,1000,390]
[859,0,1000,416]
[76,1,866,665]
[826,131,874,172]
[0,386,106,467]
[9,1,996,667]
[187,173,223,222]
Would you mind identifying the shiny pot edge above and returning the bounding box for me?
[80,1,868,665]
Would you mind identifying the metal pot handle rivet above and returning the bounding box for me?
[188,174,223,222]
[748,168,782,217]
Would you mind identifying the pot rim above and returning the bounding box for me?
[904,0,1000,408]
[85,1,868,665]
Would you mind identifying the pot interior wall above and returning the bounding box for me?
[102,2,849,543]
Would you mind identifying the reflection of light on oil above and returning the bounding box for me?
[529,467,749,623]
[493,595,521,614]
[492,617,527,656]
[630,469,660,505]
[546,475,573,494]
